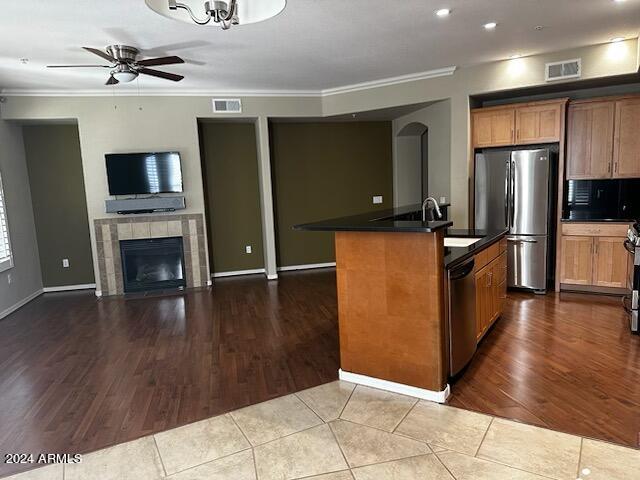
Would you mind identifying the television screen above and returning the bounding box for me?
[106,152,183,195]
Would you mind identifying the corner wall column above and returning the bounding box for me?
[254,116,278,279]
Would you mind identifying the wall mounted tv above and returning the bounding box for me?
[106,152,183,195]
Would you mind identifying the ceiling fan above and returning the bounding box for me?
[47,45,185,85]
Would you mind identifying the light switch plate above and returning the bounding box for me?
[245,245,252,254]
[62,259,70,268]
[373,195,383,204]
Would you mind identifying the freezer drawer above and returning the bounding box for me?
[507,235,548,291]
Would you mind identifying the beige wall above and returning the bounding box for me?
[1,39,638,285]
[393,99,451,208]
[0,114,42,317]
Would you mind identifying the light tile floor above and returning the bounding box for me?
[3,381,639,480]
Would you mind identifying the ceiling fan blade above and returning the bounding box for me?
[82,47,116,63]
[136,56,184,67]
[138,67,184,82]
[106,76,119,86]
[47,65,111,68]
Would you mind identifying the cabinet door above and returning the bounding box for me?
[473,110,515,147]
[475,268,491,340]
[613,98,640,178]
[516,103,562,144]
[560,236,593,285]
[566,102,615,179]
[493,252,508,320]
[593,237,629,288]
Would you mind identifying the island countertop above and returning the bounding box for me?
[293,204,452,233]
[444,228,509,270]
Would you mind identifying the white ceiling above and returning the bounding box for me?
[0,0,639,94]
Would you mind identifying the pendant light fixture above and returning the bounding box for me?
[145,0,286,30]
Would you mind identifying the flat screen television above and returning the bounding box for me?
[105,152,183,195]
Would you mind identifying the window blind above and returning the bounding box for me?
[0,170,13,272]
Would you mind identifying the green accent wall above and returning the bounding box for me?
[199,122,265,274]
[22,124,94,287]
[270,122,393,267]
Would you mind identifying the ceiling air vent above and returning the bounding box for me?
[545,59,581,82]
[212,98,242,113]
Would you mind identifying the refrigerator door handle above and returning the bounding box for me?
[507,237,538,244]
[504,160,510,230]
[509,158,515,231]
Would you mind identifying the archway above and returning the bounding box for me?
[396,122,428,205]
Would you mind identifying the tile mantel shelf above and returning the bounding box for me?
[94,214,210,296]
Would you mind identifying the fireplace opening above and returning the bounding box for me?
[120,237,186,293]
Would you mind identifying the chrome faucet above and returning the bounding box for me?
[422,197,442,222]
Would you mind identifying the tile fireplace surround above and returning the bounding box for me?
[94,214,210,296]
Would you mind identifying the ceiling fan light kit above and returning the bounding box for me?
[145,0,286,29]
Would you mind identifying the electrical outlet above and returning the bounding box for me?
[245,245,252,254]
[440,196,447,204]
[373,195,383,205]
[62,259,70,268]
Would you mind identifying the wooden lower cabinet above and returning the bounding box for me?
[559,223,630,290]
[475,250,507,341]
[592,237,629,288]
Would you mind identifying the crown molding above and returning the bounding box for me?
[321,66,457,96]
[0,66,457,98]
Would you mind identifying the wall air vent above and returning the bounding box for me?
[212,98,242,113]
[545,59,581,82]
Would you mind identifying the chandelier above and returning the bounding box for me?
[145,0,286,30]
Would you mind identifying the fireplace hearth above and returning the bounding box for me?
[120,237,186,293]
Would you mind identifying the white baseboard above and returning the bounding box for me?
[277,262,336,272]
[43,283,96,293]
[213,268,266,278]
[0,289,44,320]
[339,369,451,404]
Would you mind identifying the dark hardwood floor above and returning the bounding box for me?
[449,290,640,449]
[0,270,339,477]
[1,270,639,476]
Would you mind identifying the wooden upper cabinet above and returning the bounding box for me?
[613,98,640,178]
[592,237,629,288]
[566,101,615,180]
[515,103,563,144]
[472,109,515,148]
[560,236,593,285]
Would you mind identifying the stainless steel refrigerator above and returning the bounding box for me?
[475,149,554,293]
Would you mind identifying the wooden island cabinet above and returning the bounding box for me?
[475,238,507,341]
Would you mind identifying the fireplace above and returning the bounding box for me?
[120,237,186,293]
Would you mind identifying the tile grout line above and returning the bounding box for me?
[474,417,494,458]
[251,447,259,480]
[158,445,254,478]
[152,435,169,478]
[431,451,458,479]
[576,437,584,478]
[293,391,330,424]
[229,413,255,449]
[391,397,419,433]
[434,450,560,480]
[336,383,357,420]
[327,421,353,470]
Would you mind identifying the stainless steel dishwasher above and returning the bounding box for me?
[448,258,477,376]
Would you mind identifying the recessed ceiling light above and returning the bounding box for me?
[436,8,451,17]
[510,54,522,59]
[614,0,626,3]
[484,22,497,30]
[611,37,625,43]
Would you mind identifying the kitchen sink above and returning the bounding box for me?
[444,237,482,248]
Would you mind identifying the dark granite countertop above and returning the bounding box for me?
[561,218,634,223]
[444,228,508,270]
[293,204,452,233]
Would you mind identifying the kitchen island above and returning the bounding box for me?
[295,206,506,402]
